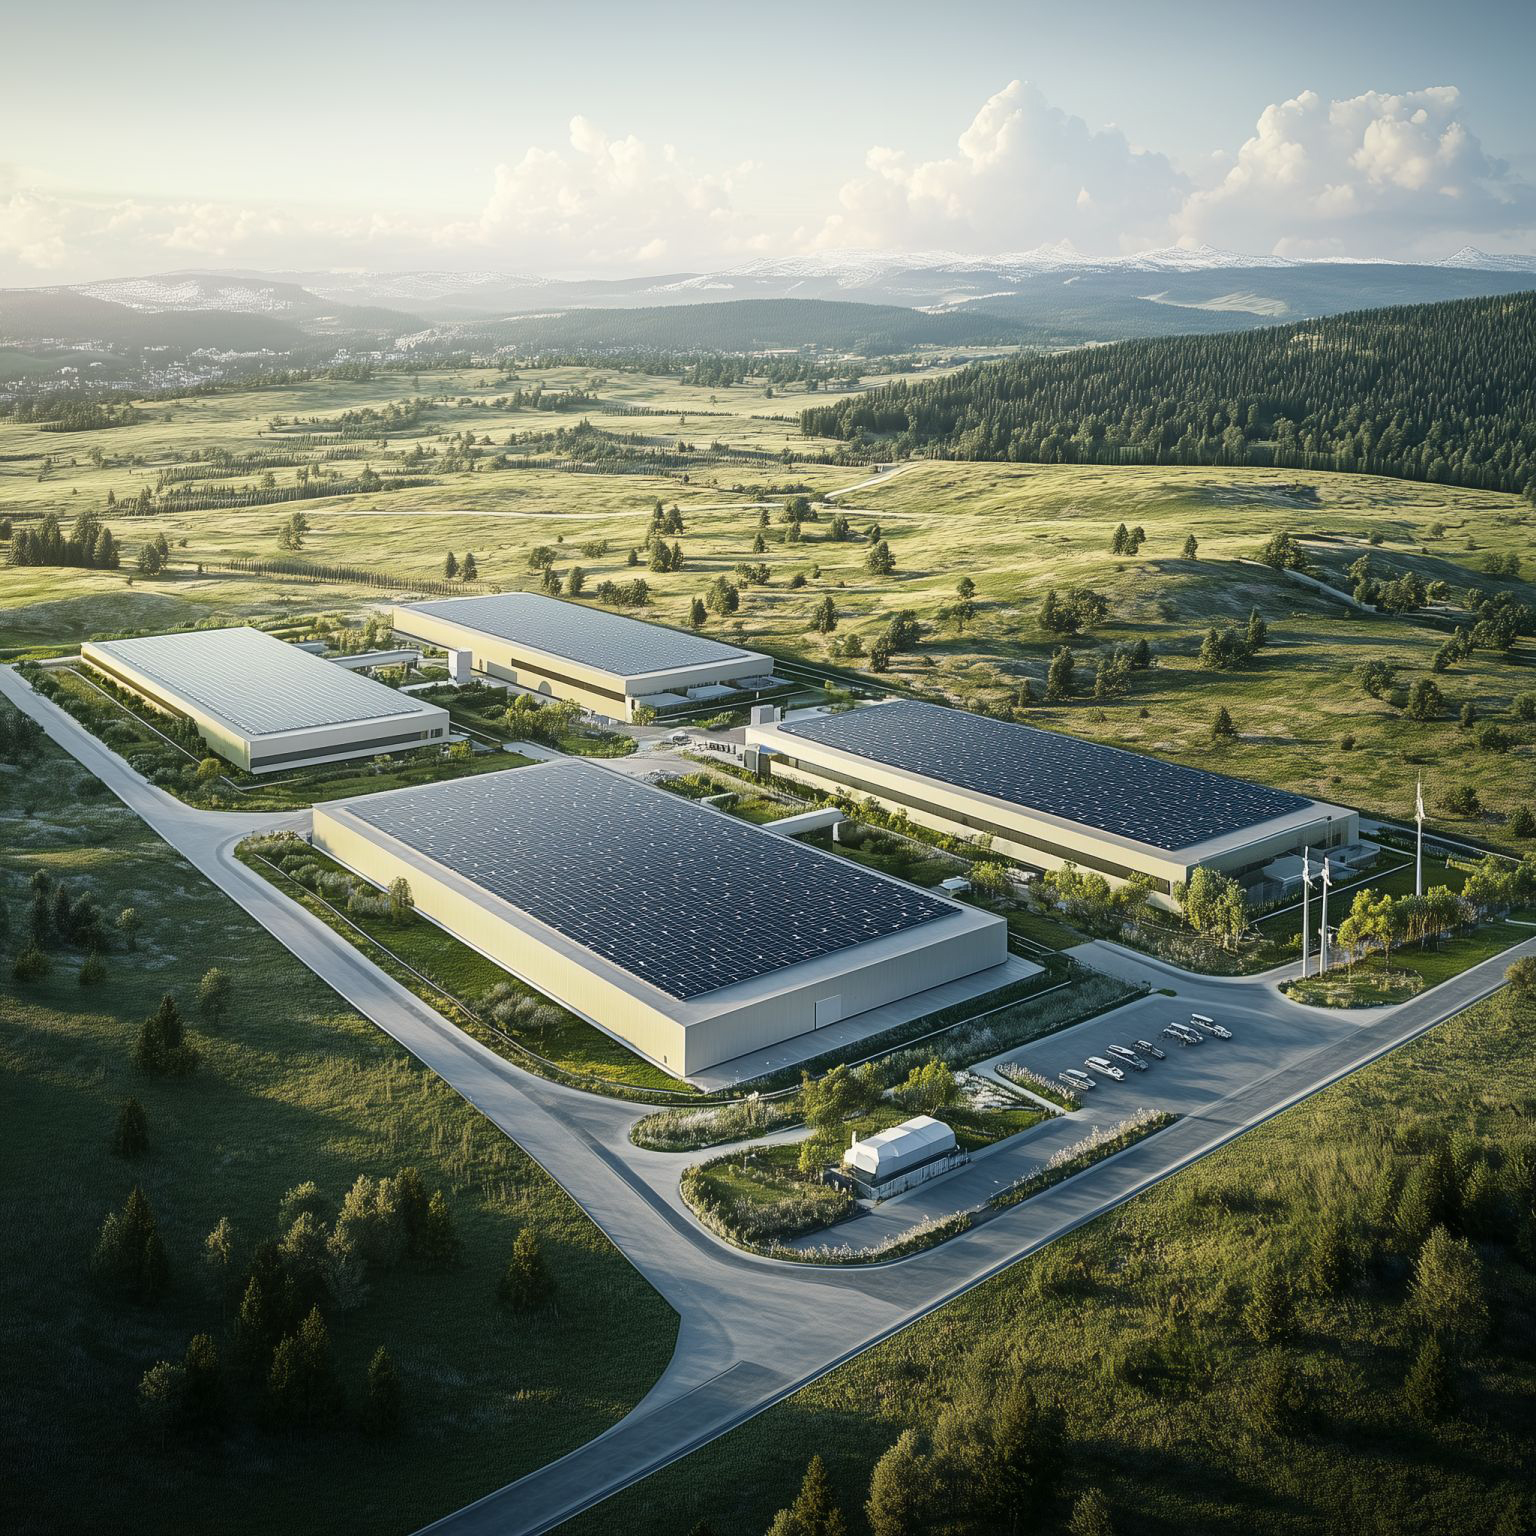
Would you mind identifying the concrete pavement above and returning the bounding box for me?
[3,662,1528,1536]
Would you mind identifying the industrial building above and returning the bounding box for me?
[81,627,450,774]
[391,592,783,721]
[745,700,1359,909]
[311,759,1008,1077]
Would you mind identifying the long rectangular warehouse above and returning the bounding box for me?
[82,627,450,774]
[391,592,775,721]
[745,701,1358,907]
[311,759,1007,1076]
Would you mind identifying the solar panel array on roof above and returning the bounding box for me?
[401,592,759,678]
[337,760,951,1000]
[779,701,1311,852]
[88,628,438,737]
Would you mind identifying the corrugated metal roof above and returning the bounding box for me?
[86,628,442,738]
[399,592,765,680]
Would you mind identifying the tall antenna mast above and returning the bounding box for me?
[1415,778,1425,898]
[1301,847,1312,978]
[1319,857,1332,975]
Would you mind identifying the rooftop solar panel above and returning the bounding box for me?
[400,592,762,678]
[87,628,440,738]
[778,701,1311,853]
[334,760,951,1000]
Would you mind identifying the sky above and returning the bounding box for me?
[2,0,1534,284]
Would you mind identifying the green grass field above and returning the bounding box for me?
[0,708,676,1536]
[7,369,1535,855]
[565,985,1536,1536]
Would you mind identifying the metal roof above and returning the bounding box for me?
[329,759,952,1001]
[399,592,764,680]
[845,1114,956,1177]
[778,700,1311,853]
[86,628,441,738]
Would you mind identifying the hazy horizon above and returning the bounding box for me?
[3,0,1534,286]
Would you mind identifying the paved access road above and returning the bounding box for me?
[3,664,1529,1536]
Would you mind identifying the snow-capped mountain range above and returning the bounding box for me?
[48,244,1535,318]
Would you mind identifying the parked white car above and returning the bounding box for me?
[1134,1038,1167,1060]
[1085,1055,1125,1081]
[1060,1068,1096,1091]
[1107,1045,1148,1070]
[1163,1024,1200,1045]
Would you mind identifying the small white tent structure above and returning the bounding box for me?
[842,1115,962,1195]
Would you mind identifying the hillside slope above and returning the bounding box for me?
[804,291,1536,494]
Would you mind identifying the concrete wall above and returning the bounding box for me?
[312,801,1007,1077]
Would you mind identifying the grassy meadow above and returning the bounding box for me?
[0,706,676,1536]
[6,368,1535,846]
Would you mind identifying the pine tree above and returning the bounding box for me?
[113,1097,149,1158]
[361,1345,402,1437]
[268,1305,343,1428]
[811,596,837,634]
[462,552,478,581]
[196,967,232,1027]
[1211,705,1236,740]
[1245,608,1268,652]
[182,1333,224,1433]
[865,1430,936,1536]
[1305,1215,1355,1296]
[418,1189,460,1269]
[135,993,196,1075]
[768,1453,847,1536]
[498,1228,553,1313]
[443,551,459,580]
[688,597,708,630]
[1182,534,1198,559]
[1045,646,1075,701]
[1402,1332,1455,1423]
[1242,1266,1293,1344]
[1068,1488,1116,1536]
[1110,522,1128,555]
[865,540,895,577]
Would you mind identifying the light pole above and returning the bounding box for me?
[1319,857,1332,974]
[1415,778,1425,897]
[1301,848,1312,978]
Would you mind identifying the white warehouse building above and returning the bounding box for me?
[746,700,1359,909]
[391,592,782,721]
[81,626,450,774]
[311,759,1009,1078]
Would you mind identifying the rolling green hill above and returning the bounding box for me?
[454,298,1030,355]
[804,292,1536,495]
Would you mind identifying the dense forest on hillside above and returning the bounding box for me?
[802,292,1536,494]
[472,298,1027,357]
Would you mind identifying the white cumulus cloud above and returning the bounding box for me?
[813,80,1189,253]
[1178,86,1534,257]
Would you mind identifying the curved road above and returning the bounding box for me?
[3,664,1528,1536]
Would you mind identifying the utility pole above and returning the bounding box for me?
[1301,847,1312,978]
[1319,857,1332,974]
[1415,778,1425,897]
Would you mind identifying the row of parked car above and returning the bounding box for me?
[1059,1013,1233,1092]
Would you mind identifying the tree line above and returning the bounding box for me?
[803,292,1536,496]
